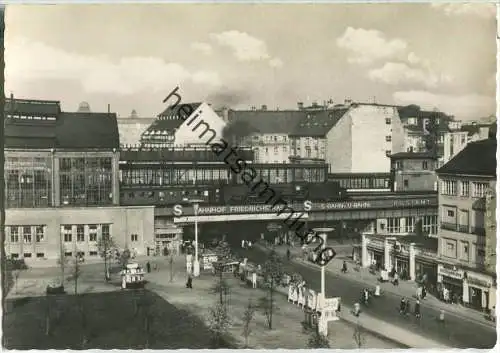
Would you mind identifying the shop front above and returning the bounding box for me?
[366,247,384,269]
[154,218,183,255]
[393,254,410,279]
[415,258,437,289]
[437,264,464,303]
[464,271,495,311]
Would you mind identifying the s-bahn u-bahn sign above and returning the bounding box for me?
[155,196,437,221]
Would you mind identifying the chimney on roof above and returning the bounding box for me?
[10,92,13,101]
[261,105,267,111]
[297,102,304,110]
[107,104,111,114]
[130,109,138,119]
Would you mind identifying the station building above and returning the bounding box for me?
[3,97,154,266]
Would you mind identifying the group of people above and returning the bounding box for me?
[399,298,421,318]
[241,240,253,249]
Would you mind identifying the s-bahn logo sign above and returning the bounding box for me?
[170,197,435,217]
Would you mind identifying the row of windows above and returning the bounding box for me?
[121,168,231,186]
[61,224,110,243]
[6,225,45,243]
[442,238,483,263]
[385,215,438,235]
[394,161,430,170]
[441,180,489,197]
[9,251,99,259]
[330,176,390,190]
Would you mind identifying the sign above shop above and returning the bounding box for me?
[438,264,464,280]
[466,273,493,289]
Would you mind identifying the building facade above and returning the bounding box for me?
[3,97,154,265]
[443,123,493,164]
[436,137,497,311]
[390,152,438,192]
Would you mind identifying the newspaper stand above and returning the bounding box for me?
[121,263,146,289]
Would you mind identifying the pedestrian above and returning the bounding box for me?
[287,248,291,261]
[248,240,252,248]
[416,286,422,299]
[153,263,158,271]
[439,309,445,323]
[393,272,399,286]
[342,260,348,273]
[353,302,361,317]
[146,261,151,273]
[241,239,245,249]
[414,299,421,318]
[186,274,193,289]
[252,271,257,289]
[422,286,427,299]
[400,298,406,314]
[404,299,410,316]
[374,284,381,297]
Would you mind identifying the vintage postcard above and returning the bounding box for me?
[0,1,497,350]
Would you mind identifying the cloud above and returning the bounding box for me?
[190,42,213,55]
[268,57,284,68]
[368,62,453,88]
[210,30,270,61]
[393,90,495,120]
[431,3,496,18]
[336,27,407,65]
[6,38,222,95]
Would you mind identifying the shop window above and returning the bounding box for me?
[10,226,19,243]
[23,226,32,243]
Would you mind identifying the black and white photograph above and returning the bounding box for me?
[0,1,497,350]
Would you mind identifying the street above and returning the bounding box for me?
[233,246,497,349]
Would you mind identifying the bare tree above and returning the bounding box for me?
[169,255,174,282]
[71,254,82,295]
[57,247,68,288]
[352,322,366,348]
[241,298,256,348]
[97,233,116,281]
[120,246,131,268]
[207,301,231,348]
[12,269,20,294]
[308,329,330,348]
[259,250,284,330]
[212,240,232,305]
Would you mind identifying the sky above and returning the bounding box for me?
[4,2,497,120]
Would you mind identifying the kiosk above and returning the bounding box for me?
[121,263,146,289]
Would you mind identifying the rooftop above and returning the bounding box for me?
[436,137,496,177]
[390,152,437,160]
[143,103,202,136]
[226,109,305,135]
[4,97,61,117]
[4,111,120,150]
[290,108,349,137]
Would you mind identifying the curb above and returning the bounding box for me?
[339,318,410,348]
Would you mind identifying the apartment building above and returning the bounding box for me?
[290,102,405,173]
[435,137,496,311]
[226,107,304,163]
[390,152,438,192]
[443,123,494,164]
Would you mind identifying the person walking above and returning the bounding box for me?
[393,272,399,286]
[414,299,421,318]
[353,302,361,317]
[287,248,291,261]
[186,274,193,289]
[341,260,348,273]
[400,298,406,314]
[422,286,427,299]
[439,309,445,324]
[252,271,257,289]
[146,261,151,273]
[416,286,422,299]
[374,284,381,297]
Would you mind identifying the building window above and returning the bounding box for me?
[10,253,19,259]
[472,182,488,198]
[385,150,391,157]
[64,251,73,257]
[385,135,392,142]
[441,179,457,195]
[23,226,32,243]
[77,225,85,242]
[62,225,72,242]
[461,241,469,262]
[102,224,111,238]
[89,251,98,256]
[36,253,45,258]
[423,215,438,235]
[385,118,391,125]
[460,181,470,197]
[131,234,138,242]
[387,218,401,233]
[443,239,457,258]
[10,226,19,243]
[89,225,98,242]
[59,157,113,206]
[405,217,415,233]
[35,226,44,242]
[396,161,403,170]
[447,210,454,217]
[403,179,409,188]
[24,253,32,258]
[422,161,428,170]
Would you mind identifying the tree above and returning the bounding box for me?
[120,246,131,268]
[12,269,20,294]
[423,112,440,156]
[259,250,284,330]
[207,301,231,348]
[169,255,174,283]
[212,240,232,305]
[57,246,68,288]
[241,298,256,348]
[352,322,366,348]
[308,329,330,348]
[71,254,82,295]
[97,233,116,281]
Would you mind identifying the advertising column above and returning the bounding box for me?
[361,233,369,267]
[409,243,416,281]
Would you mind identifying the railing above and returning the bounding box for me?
[471,226,486,237]
[440,222,457,231]
[458,224,470,233]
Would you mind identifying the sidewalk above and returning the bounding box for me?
[263,243,495,329]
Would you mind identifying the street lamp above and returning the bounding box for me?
[312,227,334,303]
[188,199,204,277]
